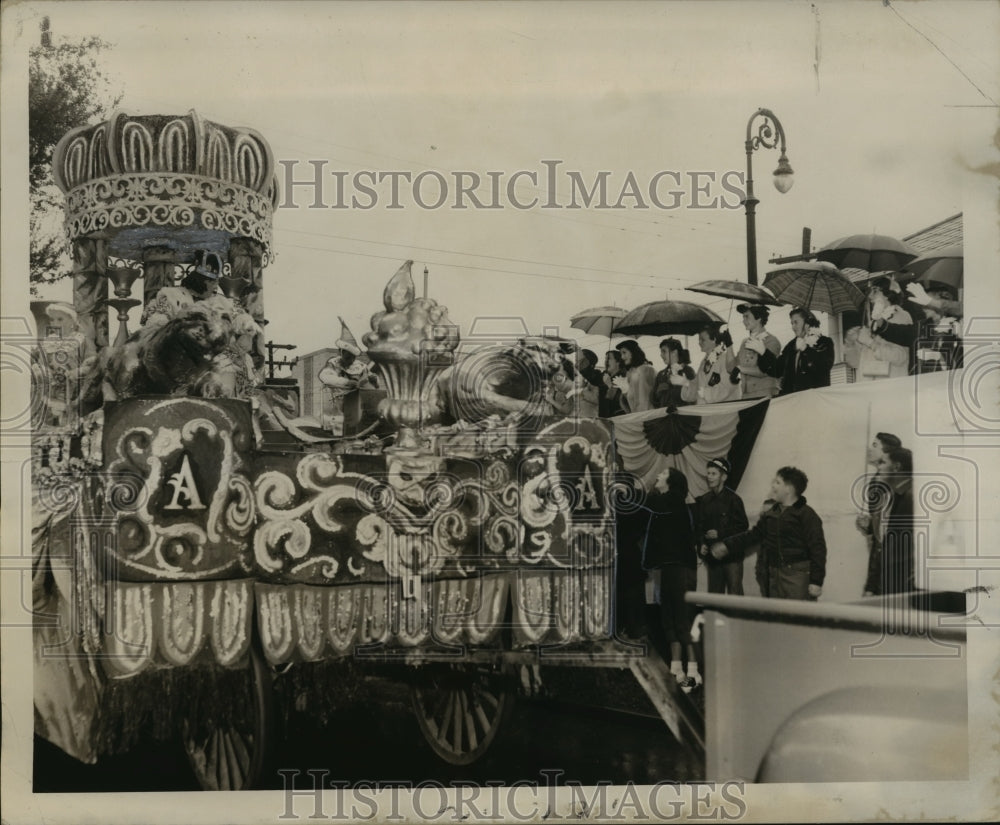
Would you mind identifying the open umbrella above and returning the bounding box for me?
[685,280,783,306]
[569,305,626,339]
[844,268,916,288]
[615,300,724,337]
[763,261,866,315]
[816,234,917,273]
[903,245,963,291]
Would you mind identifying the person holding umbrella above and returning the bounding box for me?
[614,340,657,413]
[652,338,695,409]
[682,324,740,405]
[735,304,782,399]
[778,307,835,395]
[856,276,915,380]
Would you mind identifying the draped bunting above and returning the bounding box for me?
[612,398,770,497]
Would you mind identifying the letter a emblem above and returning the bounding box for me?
[164,454,206,511]
[575,466,599,511]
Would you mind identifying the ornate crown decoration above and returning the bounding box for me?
[52,110,279,257]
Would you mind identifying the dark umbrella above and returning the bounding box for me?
[615,300,724,337]
[685,279,783,306]
[816,233,918,273]
[763,261,866,315]
[904,245,963,291]
[845,268,916,288]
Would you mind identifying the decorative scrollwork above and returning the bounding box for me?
[745,108,787,155]
[61,173,274,253]
[750,117,777,151]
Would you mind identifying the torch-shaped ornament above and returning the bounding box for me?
[363,261,459,433]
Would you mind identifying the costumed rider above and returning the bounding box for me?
[138,249,264,401]
[318,317,376,434]
[141,249,222,326]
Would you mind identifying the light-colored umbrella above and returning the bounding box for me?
[763,261,866,315]
[904,245,963,291]
[569,305,626,339]
[816,233,918,273]
[685,279,783,306]
[615,300,724,337]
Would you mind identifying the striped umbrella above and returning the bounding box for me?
[763,261,866,315]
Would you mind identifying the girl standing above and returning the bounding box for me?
[614,340,656,413]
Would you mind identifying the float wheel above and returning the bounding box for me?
[182,644,274,790]
[410,664,514,766]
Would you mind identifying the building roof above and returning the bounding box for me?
[903,212,962,254]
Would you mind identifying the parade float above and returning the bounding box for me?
[31,111,975,790]
[32,111,692,790]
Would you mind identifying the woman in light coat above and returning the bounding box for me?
[614,340,656,413]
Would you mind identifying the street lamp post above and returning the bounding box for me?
[743,108,794,286]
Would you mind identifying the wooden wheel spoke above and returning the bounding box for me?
[429,691,450,727]
[223,731,243,790]
[471,696,492,734]
[217,730,231,790]
[451,691,463,754]
[437,692,456,746]
[478,688,500,711]
[460,691,478,751]
[231,730,252,779]
[207,731,221,791]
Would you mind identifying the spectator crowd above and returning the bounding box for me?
[615,431,916,694]
[555,275,963,418]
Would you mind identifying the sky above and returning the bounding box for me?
[10,0,1000,357]
[2,4,1000,820]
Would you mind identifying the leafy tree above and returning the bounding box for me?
[29,29,123,293]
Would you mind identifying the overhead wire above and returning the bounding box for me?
[275,226,719,286]
[277,240,674,291]
[886,1,998,106]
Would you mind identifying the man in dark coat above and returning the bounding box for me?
[774,307,835,395]
[711,466,827,600]
[695,457,749,595]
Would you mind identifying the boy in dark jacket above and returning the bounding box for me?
[695,457,750,595]
[710,466,826,600]
[640,468,701,691]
